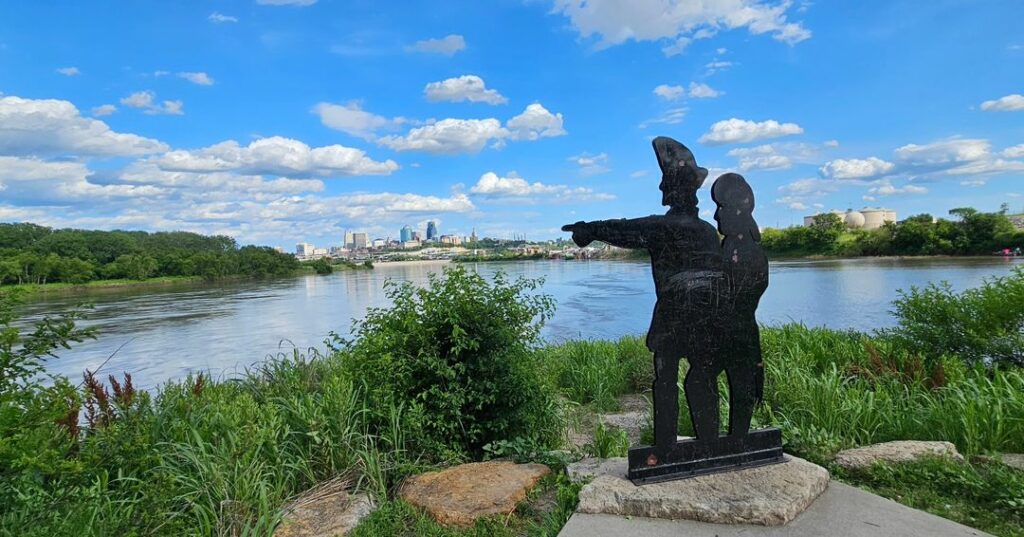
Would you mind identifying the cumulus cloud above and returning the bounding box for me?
[208,12,238,23]
[980,94,1024,112]
[1003,144,1024,158]
[653,84,685,101]
[0,96,167,157]
[406,34,466,55]
[894,137,990,166]
[91,104,117,117]
[151,136,398,178]
[569,152,610,175]
[688,82,722,98]
[550,0,811,53]
[378,118,507,154]
[56,67,80,76]
[506,103,566,141]
[178,71,215,85]
[470,171,614,202]
[867,180,928,196]
[120,91,184,115]
[0,156,166,202]
[705,60,732,75]
[819,157,895,179]
[699,118,803,145]
[312,101,404,139]
[424,75,507,105]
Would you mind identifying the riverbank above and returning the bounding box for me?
[5,275,206,295]
[3,266,1022,536]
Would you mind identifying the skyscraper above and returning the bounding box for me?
[426,221,438,241]
[352,232,368,250]
[400,225,413,242]
[344,231,354,249]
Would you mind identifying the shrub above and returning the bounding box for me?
[343,266,562,459]
[886,267,1024,367]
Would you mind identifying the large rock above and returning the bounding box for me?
[399,461,550,526]
[576,455,829,526]
[835,440,964,470]
[274,483,375,537]
[999,453,1024,471]
[567,457,628,483]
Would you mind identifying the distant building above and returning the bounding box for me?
[804,208,897,231]
[470,228,478,243]
[296,243,314,257]
[400,225,413,242]
[329,246,349,257]
[402,240,421,249]
[372,238,386,248]
[352,232,368,250]
[426,221,438,241]
[412,231,423,241]
[439,234,461,245]
[344,231,354,249]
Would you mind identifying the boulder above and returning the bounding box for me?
[576,455,829,526]
[567,457,628,483]
[274,482,375,537]
[835,440,964,470]
[1000,453,1024,471]
[399,461,550,526]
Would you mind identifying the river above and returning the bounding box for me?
[15,257,1024,389]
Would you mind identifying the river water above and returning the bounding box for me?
[15,257,1023,389]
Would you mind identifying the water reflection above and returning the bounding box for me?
[15,257,1022,389]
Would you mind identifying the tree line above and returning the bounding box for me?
[762,206,1024,257]
[0,223,299,285]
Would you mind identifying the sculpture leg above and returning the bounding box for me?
[726,363,757,436]
[684,360,720,441]
[652,352,679,449]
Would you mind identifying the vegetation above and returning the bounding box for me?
[762,206,1023,257]
[0,222,298,287]
[2,266,1024,535]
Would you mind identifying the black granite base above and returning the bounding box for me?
[627,427,784,485]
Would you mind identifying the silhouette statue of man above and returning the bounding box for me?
[712,173,769,437]
[562,137,725,450]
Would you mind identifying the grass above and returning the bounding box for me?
[8,275,205,294]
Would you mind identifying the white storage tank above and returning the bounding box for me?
[860,208,896,230]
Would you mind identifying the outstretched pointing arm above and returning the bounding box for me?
[562,216,661,249]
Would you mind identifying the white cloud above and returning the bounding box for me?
[960,179,986,187]
[867,179,928,196]
[688,82,722,98]
[470,171,613,202]
[1003,144,1024,158]
[406,34,466,56]
[312,101,404,139]
[699,118,803,145]
[705,60,732,75]
[569,152,610,175]
[980,94,1024,112]
[0,96,167,157]
[551,0,811,51]
[728,142,822,171]
[120,91,183,115]
[506,103,567,141]
[661,37,691,56]
[151,136,398,178]
[256,0,317,5]
[208,12,238,23]
[819,157,895,179]
[424,75,507,105]
[0,156,166,202]
[778,177,837,196]
[630,170,649,178]
[639,107,687,128]
[178,71,215,86]
[91,104,117,117]
[894,138,990,165]
[653,84,685,101]
[56,67,80,76]
[378,118,508,154]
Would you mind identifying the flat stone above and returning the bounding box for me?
[274,482,375,537]
[576,455,829,526]
[567,457,628,483]
[998,453,1024,471]
[835,441,964,470]
[559,482,990,537]
[399,461,550,526]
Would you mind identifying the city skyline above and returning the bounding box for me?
[0,1,1021,249]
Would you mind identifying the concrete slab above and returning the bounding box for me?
[558,482,991,537]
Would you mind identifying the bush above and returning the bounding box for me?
[343,266,562,459]
[887,266,1024,367]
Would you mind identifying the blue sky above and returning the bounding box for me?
[1,0,1022,248]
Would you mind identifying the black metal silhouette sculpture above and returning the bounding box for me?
[562,137,782,484]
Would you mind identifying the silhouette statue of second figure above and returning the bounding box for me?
[562,136,768,452]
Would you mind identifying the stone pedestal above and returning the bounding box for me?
[574,455,829,526]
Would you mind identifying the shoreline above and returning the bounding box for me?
[373,258,453,268]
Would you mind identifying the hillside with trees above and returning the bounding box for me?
[762,206,1024,258]
[0,223,298,286]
